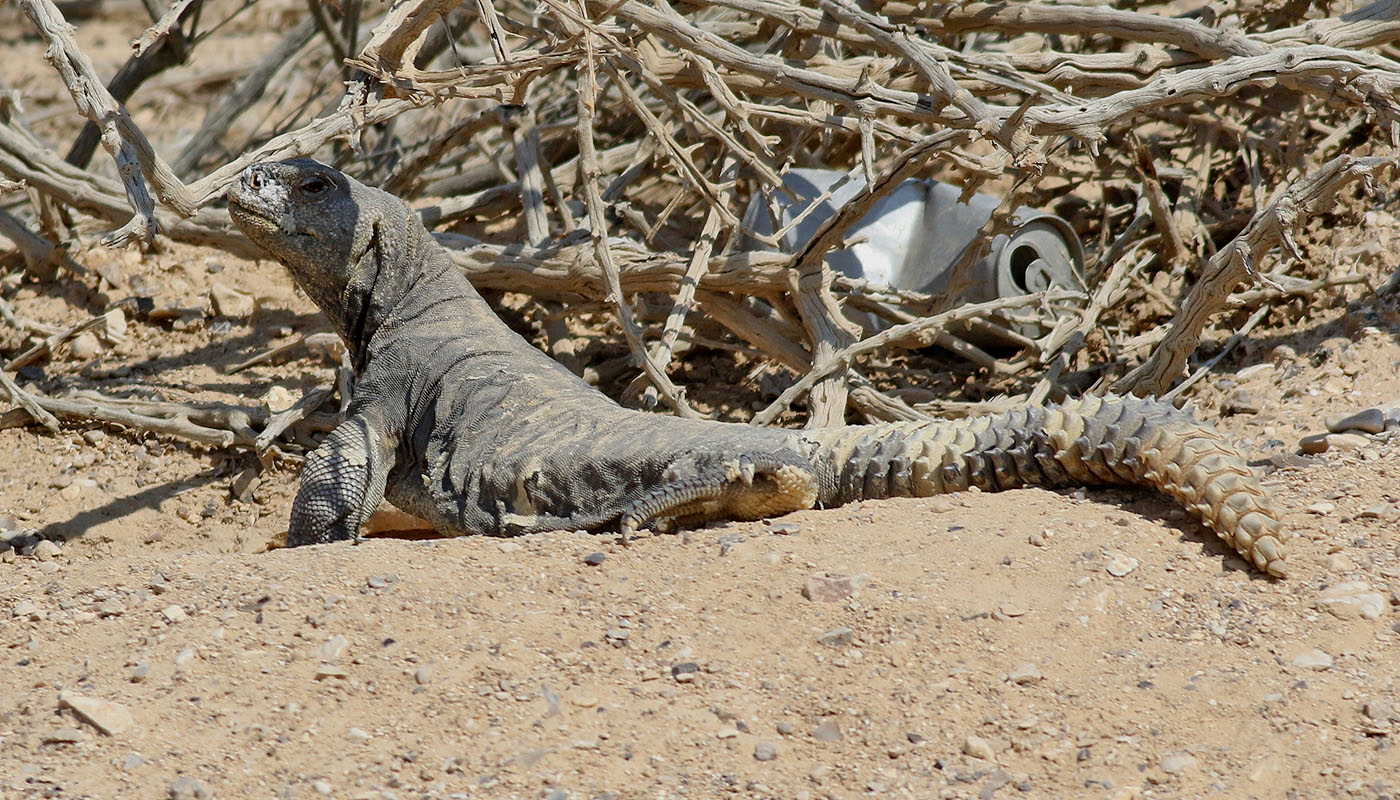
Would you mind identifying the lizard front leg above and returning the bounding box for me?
[289,410,395,546]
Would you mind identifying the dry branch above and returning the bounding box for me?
[6,0,1400,441]
[750,290,1081,427]
[20,0,164,246]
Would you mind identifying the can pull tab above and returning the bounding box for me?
[1009,249,1057,294]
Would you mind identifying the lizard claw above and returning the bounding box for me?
[737,456,756,485]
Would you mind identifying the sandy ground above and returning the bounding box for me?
[7,3,1400,799]
[3,225,1400,800]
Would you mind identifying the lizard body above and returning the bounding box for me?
[228,159,1288,576]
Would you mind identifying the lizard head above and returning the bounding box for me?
[227,159,363,305]
[228,159,415,356]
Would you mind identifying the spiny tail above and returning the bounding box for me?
[802,394,1288,577]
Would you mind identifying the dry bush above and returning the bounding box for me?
[1,0,1398,450]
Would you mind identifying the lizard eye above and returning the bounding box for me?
[299,175,331,196]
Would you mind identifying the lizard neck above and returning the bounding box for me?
[332,199,435,373]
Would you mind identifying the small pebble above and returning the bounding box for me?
[344,727,371,742]
[1106,556,1139,577]
[210,282,255,318]
[583,552,606,566]
[414,666,433,685]
[963,735,996,760]
[817,626,854,647]
[1236,364,1272,379]
[1318,581,1388,620]
[174,647,196,667]
[1305,502,1336,516]
[12,599,40,619]
[754,740,779,761]
[1365,699,1397,721]
[812,718,842,742]
[1291,648,1334,670]
[366,574,399,589]
[122,753,144,771]
[1224,389,1262,415]
[1299,433,1331,455]
[496,541,522,553]
[1325,553,1356,573]
[161,605,187,624]
[316,634,349,661]
[1359,504,1396,520]
[1326,433,1371,452]
[262,385,297,413]
[311,780,332,796]
[997,601,1028,617]
[671,662,700,682]
[59,691,135,736]
[1160,754,1198,775]
[1007,663,1043,685]
[1327,407,1386,434]
[42,728,86,744]
[802,572,869,602]
[169,776,211,800]
[926,498,955,514]
[69,332,103,360]
[31,539,61,561]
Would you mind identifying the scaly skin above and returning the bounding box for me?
[227,159,1288,577]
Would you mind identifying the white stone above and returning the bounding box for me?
[1007,663,1043,685]
[962,735,995,760]
[210,282,255,317]
[1106,556,1139,577]
[1291,648,1333,670]
[59,691,135,735]
[1318,581,1388,620]
[1160,753,1198,774]
[316,634,349,661]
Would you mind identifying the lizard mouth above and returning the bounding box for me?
[226,185,276,227]
[227,182,308,242]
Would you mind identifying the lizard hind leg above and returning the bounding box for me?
[618,454,818,539]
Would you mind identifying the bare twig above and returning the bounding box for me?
[1161,305,1270,402]
[751,290,1081,427]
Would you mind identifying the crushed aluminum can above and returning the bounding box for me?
[744,169,1085,334]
